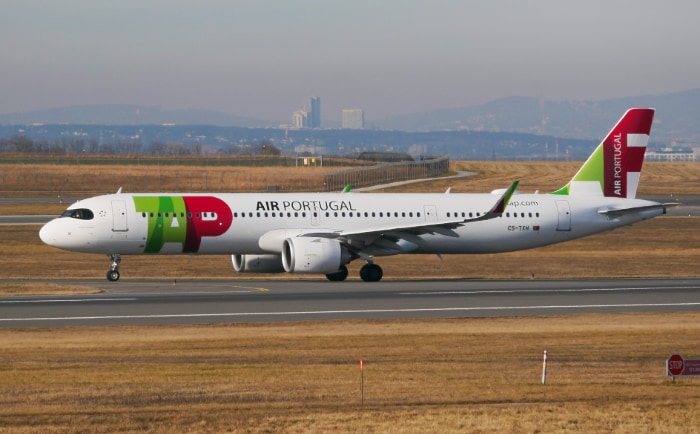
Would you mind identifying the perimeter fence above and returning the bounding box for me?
[323,155,450,191]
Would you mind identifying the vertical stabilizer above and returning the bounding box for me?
[552,108,654,198]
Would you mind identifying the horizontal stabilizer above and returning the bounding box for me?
[598,203,679,219]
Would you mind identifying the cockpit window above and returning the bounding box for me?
[61,208,94,220]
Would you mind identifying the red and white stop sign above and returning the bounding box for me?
[668,354,685,376]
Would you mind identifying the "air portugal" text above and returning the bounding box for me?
[613,132,623,196]
[256,200,357,212]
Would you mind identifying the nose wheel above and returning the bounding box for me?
[107,254,121,281]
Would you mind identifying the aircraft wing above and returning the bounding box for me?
[303,181,519,254]
[598,202,680,219]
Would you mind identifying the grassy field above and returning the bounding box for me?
[1,159,699,197]
[2,315,700,433]
[1,159,699,432]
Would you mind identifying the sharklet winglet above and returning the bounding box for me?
[491,180,519,214]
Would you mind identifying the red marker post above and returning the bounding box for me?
[359,359,365,405]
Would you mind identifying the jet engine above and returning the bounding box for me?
[282,237,352,274]
[231,254,285,273]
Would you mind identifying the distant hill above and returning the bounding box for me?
[0,105,275,128]
[2,89,700,144]
[375,89,700,144]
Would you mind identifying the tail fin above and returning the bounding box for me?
[552,108,654,198]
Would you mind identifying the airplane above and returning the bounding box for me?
[39,108,672,282]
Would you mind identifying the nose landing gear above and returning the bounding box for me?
[107,253,121,281]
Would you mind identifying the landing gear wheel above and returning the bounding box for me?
[359,263,383,282]
[326,265,349,282]
[107,253,122,282]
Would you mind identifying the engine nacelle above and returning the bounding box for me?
[231,254,285,273]
[282,237,352,274]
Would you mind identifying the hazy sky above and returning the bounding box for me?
[2,0,699,122]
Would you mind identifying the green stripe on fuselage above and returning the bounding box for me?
[134,196,188,253]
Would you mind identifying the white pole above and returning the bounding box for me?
[542,350,548,385]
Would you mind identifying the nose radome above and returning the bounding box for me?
[39,221,56,246]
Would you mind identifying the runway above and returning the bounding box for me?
[1,278,700,327]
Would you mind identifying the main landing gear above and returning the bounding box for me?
[325,262,383,282]
[106,253,121,281]
[325,265,349,282]
[359,263,383,282]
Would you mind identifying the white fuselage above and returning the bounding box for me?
[39,191,663,257]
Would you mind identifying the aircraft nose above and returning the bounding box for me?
[39,220,57,246]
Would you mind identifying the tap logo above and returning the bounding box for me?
[134,196,233,253]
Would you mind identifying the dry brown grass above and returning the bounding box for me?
[386,161,700,196]
[1,314,700,432]
[2,160,698,199]
[0,282,102,296]
[0,163,341,197]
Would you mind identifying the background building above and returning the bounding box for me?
[342,109,364,129]
[292,110,308,129]
[304,96,321,128]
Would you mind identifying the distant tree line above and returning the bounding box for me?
[0,136,280,156]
